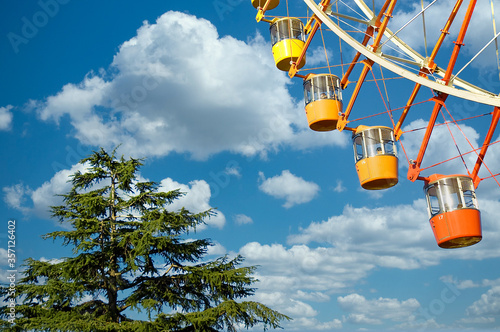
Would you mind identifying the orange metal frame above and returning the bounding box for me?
[288,0,332,79]
[470,106,500,187]
[261,0,499,189]
[255,0,274,22]
[408,0,481,183]
[335,0,398,132]
[393,0,465,141]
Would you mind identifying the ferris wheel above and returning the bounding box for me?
[251,0,500,249]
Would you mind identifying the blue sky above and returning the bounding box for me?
[1,0,500,331]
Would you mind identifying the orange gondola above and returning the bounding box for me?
[424,174,482,248]
[303,74,343,131]
[352,126,398,190]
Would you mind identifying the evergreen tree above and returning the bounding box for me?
[1,148,289,331]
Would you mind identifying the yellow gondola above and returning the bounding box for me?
[269,17,306,71]
[251,0,280,10]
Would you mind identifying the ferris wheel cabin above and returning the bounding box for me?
[251,0,280,10]
[352,126,398,190]
[303,74,343,131]
[269,17,306,71]
[424,174,482,249]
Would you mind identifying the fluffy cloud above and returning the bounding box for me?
[436,276,500,327]
[234,214,253,225]
[338,293,420,325]
[248,288,342,331]
[0,105,13,130]
[332,179,346,193]
[306,46,335,66]
[466,286,500,318]
[287,200,437,267]
[33,11,347,160]
[205,241,227,256]
[239,242,375,294]
[288,199,500,263]
[38,76,110,123]
[290,317,343,330]
[258,170,320,208]
[0,248,7,266]
[237,239,422,330]
[236,195,500,330]
[3,164,225,230]
[158,178,225,229]
[440,276,500,325]
[441,275,500,290]
[3,183,32,214]
[3,163,88,221]
[294,290,330,302]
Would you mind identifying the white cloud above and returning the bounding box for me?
[235,193,500,329]
[0,248,7,266]
[3,163,87,221]
[206,241,227,256]
[30,164,89,219]
[234,214,253,225]
[33,11,347,160]
[438,276,500,326]
[294,290,330,303]
[3,183,32,214]
[466,286,500,317]
[235,192,500,330]
[290,317,343,330]
[158,178,225,230]
[4,164,225,231]
[0,105,13,130]
[239,242,375,294]
[440,275,481,290]
[287,198,500,264]
[332,179,346,193]
[248,289,341,331]
[458,316,495,324]
[440,275,500,290]
[184,239,226,257]
[338,293,420,325]
[0,267,22,289]
[224,165,241,178]
[38,76,110,123]
[40,257,66,265]
[258,170,320,208]
[395,318,443,331]
[287,200,438,267]
[284,299,318,318]
[306,46,335,66]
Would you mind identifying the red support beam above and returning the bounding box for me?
[471,106,500,188]
[407,0,478,181]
